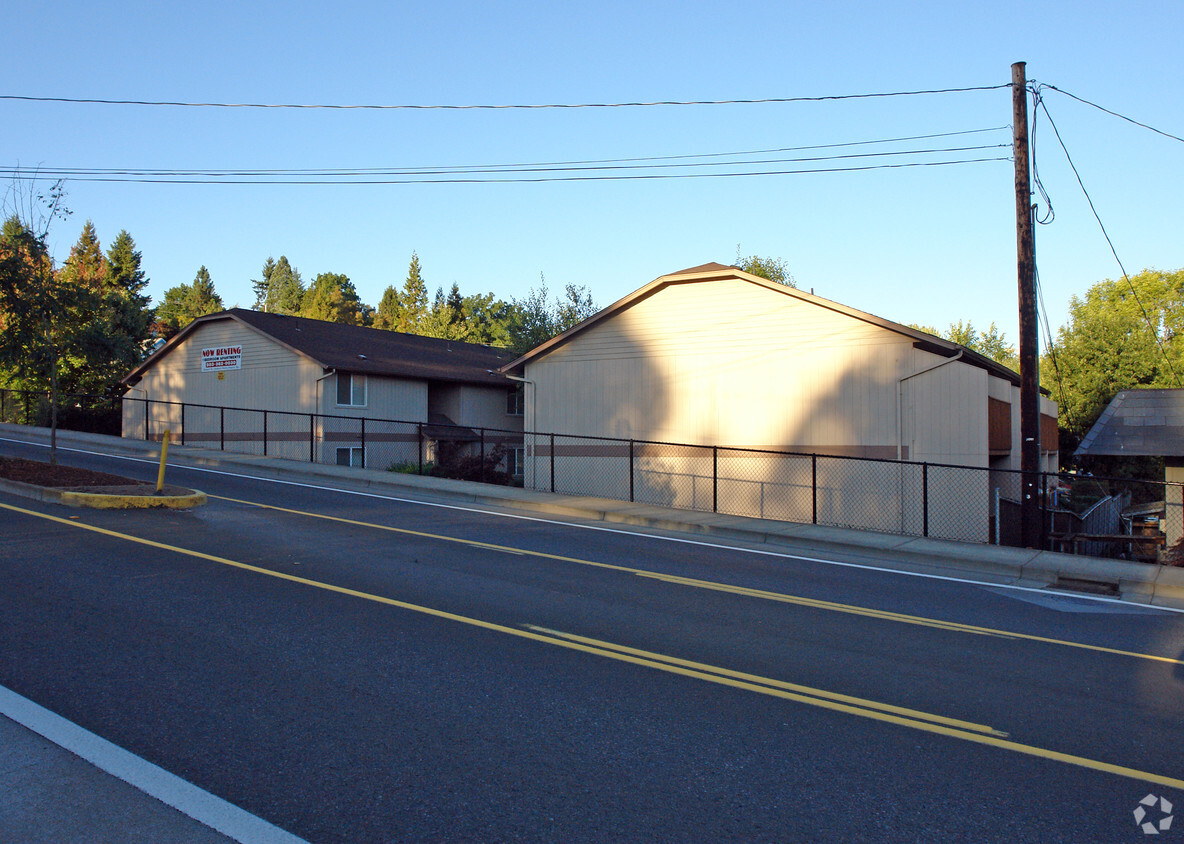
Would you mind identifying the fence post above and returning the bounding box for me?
[417,423,423,474]
[309,414,315,462]
[479,429,486,483]
[629,440,635,502]
[1040,472,1049,549]
[812,454,818,525]
[263,410,268,456]
[360,417,366,467]
[25,391,31,426]
[922,462,929,538]
[180,404,186,446]
[712,446,718,513]
[550,433,556,494]
[220,407,225,451]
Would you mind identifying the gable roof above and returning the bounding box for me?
[501,263,1023,386]
[124,308,514,387]
[1075,388,1184,457]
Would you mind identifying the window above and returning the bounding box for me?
[336,446,365,468]
[507,446,525,478]
[506,385,524,416]
[336,372,366,407]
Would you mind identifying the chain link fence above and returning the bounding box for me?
[2,388,1180,561]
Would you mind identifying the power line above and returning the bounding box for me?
[8,126,1009,177]
[2,144,1010,181]
[0,85,1010,111]
[2,156,1010,185]
[1036,83,1184,144]
[1036,95,1180,387]
[2,126,1010,179]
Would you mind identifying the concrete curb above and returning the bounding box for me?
[0,475,207,510]
[3,424,1181,609]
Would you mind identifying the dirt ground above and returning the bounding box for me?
[0,455,190,495]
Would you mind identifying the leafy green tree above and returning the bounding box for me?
[460,292,515,346]
[506,275,599,356]
[910,320,1019,371]
[737,254,795,288]
[0,181,79,462]
[155,266,225,339]
[1044,268,1183,454]
[301,272,365,324]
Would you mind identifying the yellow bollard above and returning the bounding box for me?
[156,429,171,494]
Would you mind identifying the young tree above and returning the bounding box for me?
[155,266,225,339]
[0,180,77,462]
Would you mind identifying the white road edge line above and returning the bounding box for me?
[5,435,1181,616]
[0,684,306,844]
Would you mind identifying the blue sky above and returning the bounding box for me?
[3,1,1181,347]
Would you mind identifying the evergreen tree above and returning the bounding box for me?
[397,252,428,332]
[252,257,276,310]
[97,230,154,379]
[373,284,401,331]
[155,266,225,339]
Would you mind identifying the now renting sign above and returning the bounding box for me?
[201,345,243,372]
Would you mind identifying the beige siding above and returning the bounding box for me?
[521,277,1009,542]
[902,361,988,468]
[527,279,918,451]
[127,321,322,413]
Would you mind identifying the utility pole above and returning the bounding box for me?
[1012,61,1042,547]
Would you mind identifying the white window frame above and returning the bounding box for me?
[508,446,525,478]
[336,446,365,468]
[336,372,367,407]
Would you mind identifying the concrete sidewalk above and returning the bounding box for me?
[1,424,1183,843]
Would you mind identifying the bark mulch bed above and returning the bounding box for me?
[0,455,190,496]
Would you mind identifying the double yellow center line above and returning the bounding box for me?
[5,498,1183,790]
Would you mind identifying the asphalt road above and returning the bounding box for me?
[1,439,1183,842]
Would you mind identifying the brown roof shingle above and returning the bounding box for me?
[125,309,515,387]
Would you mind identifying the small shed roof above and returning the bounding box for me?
[501,262,1024,387]
[1075,388,1184,457]
[124,308,514,388]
